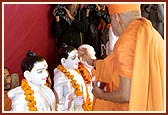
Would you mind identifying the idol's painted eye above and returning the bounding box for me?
[71,55,76,60]
[37,70,43,74]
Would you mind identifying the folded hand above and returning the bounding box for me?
[74,96,84,106]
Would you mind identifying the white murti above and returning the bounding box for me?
[8,60,56,111]
[78,44,97,100]
[53,50,87,111]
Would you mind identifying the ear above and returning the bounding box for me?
[79,57,84,63]
[61,58,66,67]
[81,57,84,62]
[115,13,120,24]
[23,70,32,82]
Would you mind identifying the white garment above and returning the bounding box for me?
[106,26,118,55]
[8,85,56,111]
[53,68,87,111]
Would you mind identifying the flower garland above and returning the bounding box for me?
[21,79,37,111]
[77,62,92,84]
[57,65,92,111]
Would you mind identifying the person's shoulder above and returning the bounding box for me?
[42,85,54,93]
[54,68,65,78]
[120,19,143,41]
[8,86,24,99]
[54,68,59,74]
[53,68,69,85]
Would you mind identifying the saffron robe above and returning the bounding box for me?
[4,91,12,111]
[93,18,164,111]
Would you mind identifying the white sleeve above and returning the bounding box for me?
[11,95,27,111]
[108,26,118,52]
[8,87,28,111]
[53,71,71,111]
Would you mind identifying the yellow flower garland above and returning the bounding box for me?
[21,79,49,111]
[21,79,50,111]
[57,65,92,111]
[21,79,37,111]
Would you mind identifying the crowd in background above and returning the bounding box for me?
[50,4,164,62]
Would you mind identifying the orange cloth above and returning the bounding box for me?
[4,91,12,111]
[107,4,140,15]
[93,18,164,111]
[129,18,164,111]
[91,68,96,77]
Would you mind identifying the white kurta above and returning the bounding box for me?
[8,85,56,111]
[53,68,87,111]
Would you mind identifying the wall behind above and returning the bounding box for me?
[4,4,57,83]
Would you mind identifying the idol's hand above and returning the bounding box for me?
[74,96,84,106]
[63,93,73,110]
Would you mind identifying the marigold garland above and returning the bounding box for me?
[57,65,92,111]
[21,79,37,111]
[77,62,92,84]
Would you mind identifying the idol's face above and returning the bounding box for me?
[64,50,79,69]
[29,60,48,85]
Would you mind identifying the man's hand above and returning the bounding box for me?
[92,81,105,99]
[64,7,75,21]
[78,48,93,65]
[52,7,60,22]
[53,7,58,16]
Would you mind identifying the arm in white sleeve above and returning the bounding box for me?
[53,71,73,111]
[11,96,27,111]
[8,87,28,111]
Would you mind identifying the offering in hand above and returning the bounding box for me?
[95,81,110,92]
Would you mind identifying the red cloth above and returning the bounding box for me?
[4,4,56,80]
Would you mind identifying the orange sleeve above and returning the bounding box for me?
[113,29,136,78]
